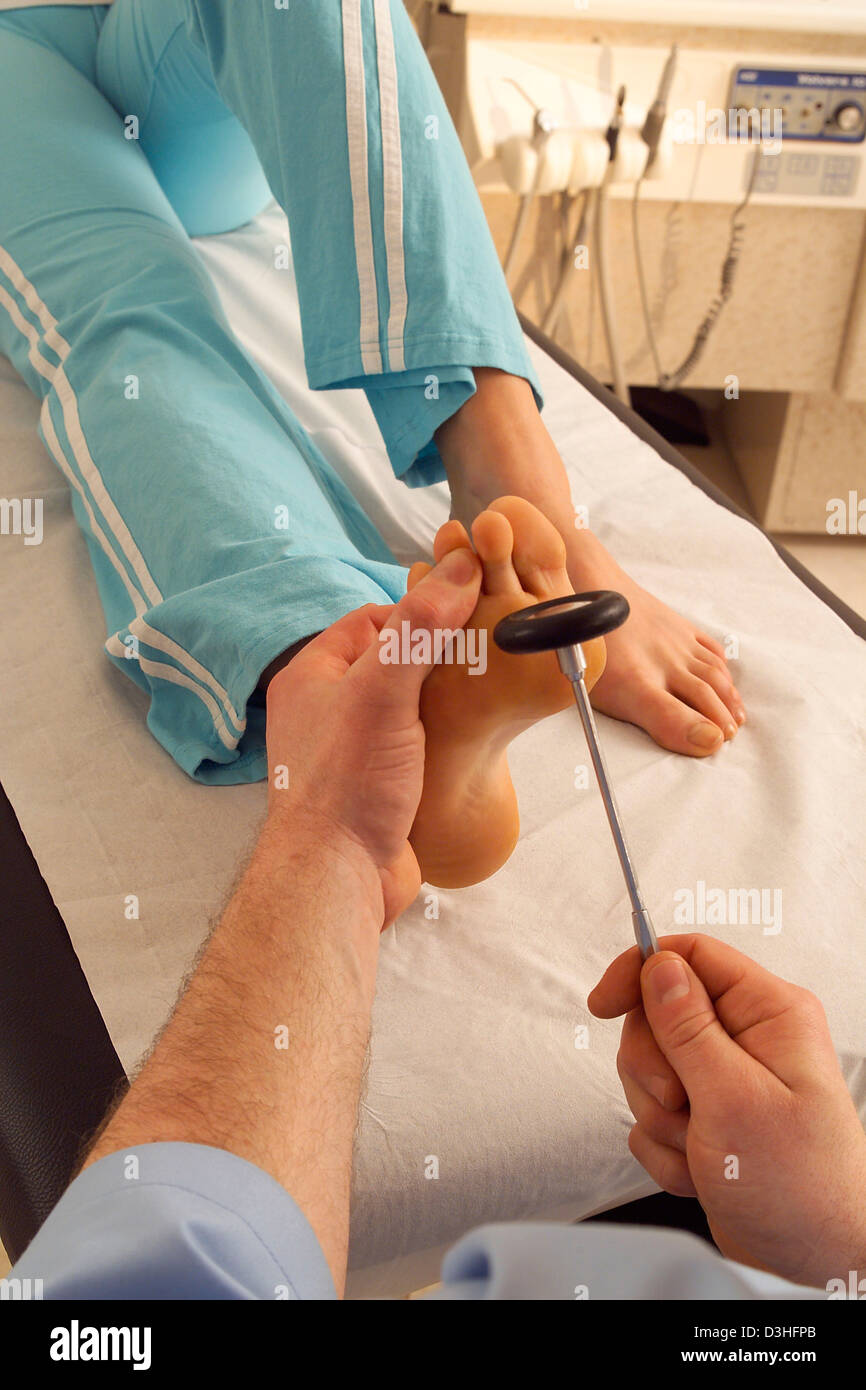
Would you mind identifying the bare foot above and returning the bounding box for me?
[435,367,745,758]
[566,528,745,757]
[407,496,605,889]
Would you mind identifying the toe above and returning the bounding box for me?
[696,632,727,661]
[433,519,472,564]
[669,671,738,742]
[694,643,728,675]
[407,561,432,592]
[690,658,745,726]
[635,685,726,757]
[488,496,568,598]
[471,509,523,596]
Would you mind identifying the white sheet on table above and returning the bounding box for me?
[1,204,864,1297]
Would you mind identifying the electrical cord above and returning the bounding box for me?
[624,199,681,373]
[633,145,762,391]
[502,83,558,284]
[596,181,631,405]
[632,177,666,383]
[595,86,631,406]
[542,187,591,334]
[503,190,538,282]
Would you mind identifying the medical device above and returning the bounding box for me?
[501,92,560,281]
[631,43,760,391]
[534,86,638,405]
[427,4,866,402]
[493,39,762,401]
[494,591,659,961]
[594,87,632,407]
[640,45,679,176]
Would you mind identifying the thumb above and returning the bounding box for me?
[350,546,481,712]
[640,951,752,1110]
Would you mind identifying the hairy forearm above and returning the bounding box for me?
[84,809,383,1294]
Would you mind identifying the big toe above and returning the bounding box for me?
[471,507,523,596]
[488,495,569,599]
[432,518,472,564]
[606,681,725,758]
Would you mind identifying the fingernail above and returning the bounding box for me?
[736,709,746,725]
[647,1075,668,1107]
[439,547,477,586]
[725,722,737,740]
[648,957,690,1007]
[688,722,722,750]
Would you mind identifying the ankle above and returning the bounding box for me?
[436,367,537,447]
[437,370,548,490]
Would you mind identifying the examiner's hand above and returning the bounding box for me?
[266,548,481,926]
[589,934,866,1289]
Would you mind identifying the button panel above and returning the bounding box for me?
[730,67,866,143]
[748,149,859,196]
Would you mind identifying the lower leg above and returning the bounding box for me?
[0,19,403,783]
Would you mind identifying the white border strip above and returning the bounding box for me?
[0,245,161,607]
[105,635,240,751]
[373,0,408,372]
[342,0,383,374]
[0,281,149,618]
[130,616,245,734]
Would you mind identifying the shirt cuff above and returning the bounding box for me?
[431,1222,825,1301]
[11,1142,336,1301]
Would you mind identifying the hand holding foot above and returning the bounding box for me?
[266,546,482,925]
[266,497,600,909]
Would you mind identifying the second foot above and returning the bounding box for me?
[567,529,746,757]
[407,496,605,889]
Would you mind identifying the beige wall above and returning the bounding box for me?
[424,6,866,529]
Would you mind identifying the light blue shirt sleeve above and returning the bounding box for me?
[433,1223,826,1301]
[11,1142,825,1301]
[11,1143,335,1301]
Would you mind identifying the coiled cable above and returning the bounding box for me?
[633,145,762,391]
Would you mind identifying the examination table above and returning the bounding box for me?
[1,204,865,1298]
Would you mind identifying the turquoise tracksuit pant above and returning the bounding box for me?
[0,1,539,783]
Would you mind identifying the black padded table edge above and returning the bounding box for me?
[0,781,127,1262]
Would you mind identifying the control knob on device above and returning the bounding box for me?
[833,102,863,134]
